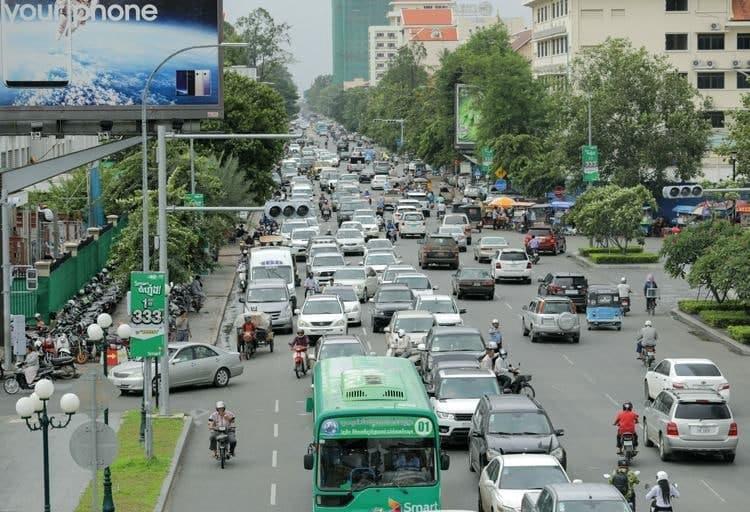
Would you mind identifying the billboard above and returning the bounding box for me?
[455,83,480,149]
[0,0,222,121]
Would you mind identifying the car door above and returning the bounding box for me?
[469,401,486,469]
[479,458,500,511]
[649,360,671,398]
[365,268,378,295]
[169,346,197,386]
[655,393,674,437]
[524,299,538,329]
[535,490,554,512]
[192,345,220,384]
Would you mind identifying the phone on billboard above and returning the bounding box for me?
[1,0,73,87]
[175,69,211,97]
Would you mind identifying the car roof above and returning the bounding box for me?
[319,335,364,345]
[438,368,495,379]
[378,284,411,291]
[663,358,718,365]
[430,326,481,335]
[395,273,429,279]
[305,294,341,302]
[419,294,452,301]
[534,295,573,303]
[325,285,357,294]
[658,389,727,402]
[545,483,624,501]
[433,358,480,370]
[484,394,543,412]
[313,252,344,258]
[499,454,563,467]
[499,248,525,253]
[394,310,434,318]
[428,234,454,239]
[551,272,586,278]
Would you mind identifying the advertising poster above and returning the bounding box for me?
[455,83,480,148]
[129,271,166,358]
[0,0,222,120]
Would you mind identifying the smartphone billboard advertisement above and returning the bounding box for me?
[0,0,222,120]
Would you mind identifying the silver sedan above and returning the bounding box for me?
[473,236,509,263]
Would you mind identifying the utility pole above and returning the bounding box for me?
[587,96,592,146]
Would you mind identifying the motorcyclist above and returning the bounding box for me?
[321,203,332,220]
[613,401,639,454]
[645,471,679,512]
[644,274,658,311]
[636,320,658,359]
[494,348,515,391]
[289,329,310,370]
[208,401,237,458]
[608,459,639,511]
[488,319,503,348]
[34,313,46,331]
[617,277,631,300]
[21,342,40,388]
[527,235,540,259]
[479,342,498,371]
[386,220,398,242]
[436,200,446,218]
[237,313,256,357]
[304,273,320,297]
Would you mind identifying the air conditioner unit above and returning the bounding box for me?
[692,59,702,68]
[706,60,715,69]
[710,22,722,31]
[733,59,742,68]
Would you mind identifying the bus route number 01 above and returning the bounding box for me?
[414,418,433,437]
[131,309,163,325]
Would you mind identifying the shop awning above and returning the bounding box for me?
[672,205,697,215]
[738,205,750,213]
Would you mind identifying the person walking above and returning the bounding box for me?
[174,310,190,342]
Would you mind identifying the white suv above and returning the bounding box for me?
[295,295,348,338]
[491,248,532,283]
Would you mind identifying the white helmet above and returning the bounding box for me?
[620,277,627,283]
[656,471,669,481]
[486,342,498,350]
[644,320,652,327]
[216,401,226,409]
[491,319,499,325]
[34,340,42,349]
[499,348,508,359]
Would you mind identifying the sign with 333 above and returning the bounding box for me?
[129,271,166,358]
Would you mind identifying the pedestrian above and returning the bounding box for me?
[174,310,190,342]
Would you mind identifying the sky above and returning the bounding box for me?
[223,0,531,90]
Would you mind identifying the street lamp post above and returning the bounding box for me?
[140,41,249,272]
[15,380,80,512]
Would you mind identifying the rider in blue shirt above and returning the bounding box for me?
[488,319,503,348]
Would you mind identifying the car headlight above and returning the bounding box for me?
[550,446,565,461]
[283,304,292,316]
[298,319,311,328]
[333,319,346,327]
[486,448,502,460]
[435,411,454,420]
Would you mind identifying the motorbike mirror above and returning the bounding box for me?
[537,277,545,282]
[238,297,245,303]
[398,329,406,337]
[572,479,583,484]
[554,429,565,437]
[368,298,374,303]
[603,473,611,479]
[303,453,314,470]
[634,470,641,476]
[433,286,439,290]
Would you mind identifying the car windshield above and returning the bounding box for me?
[427,237,454,246]
[292,230,315,241]
[302,300,342,315]
[337,230,362,239]
[444,216,467,225]
[314,255,346,267]
[342,223,363,231]
[674,363,721,377]
[396,276,430,289]
[319,342,365,359]
[439,226,462,235]
[246,287,286,302]
[555,276,587,287]
[420,299,456,314]
[310,247,339,259]
[354,216,376,225]
[378,290,413,302]
[318,437,437,491]
[458,269,491,280]
[556,501,630,512]
[252,266,292,282]
[335,268,365,280]
[541,302,573,314]
[528,229,553,237]
[394,317,434,332]
[500,466,568,490]
[368,240,393,250]
[489,412,553,435]
[430,333,483,352]
[674,402,731,420]
[328,288,358,301]
[500,252,527,261]
[367,254,397,266]
[437,377,499,399]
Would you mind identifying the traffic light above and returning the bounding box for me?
[264,201,313,219]
[662,184,703,199]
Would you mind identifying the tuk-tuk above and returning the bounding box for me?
[585,286,622,331]
[457,204,484,230]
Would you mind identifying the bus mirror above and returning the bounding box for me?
[440,452,450,471]
[303,453,314,470]
[305,397,314,413]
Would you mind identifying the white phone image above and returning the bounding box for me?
[1,0,73,88]
[195,69,211,97]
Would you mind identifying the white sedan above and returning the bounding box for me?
[645,358,731,401]
[335,229,366,255]
[474,236,509,263]
[371,175,388,190]
[352,215,380,239]
[415,295,465,326]
[323,285,362,326]
[491,248,532,284]
[479,454,570,512]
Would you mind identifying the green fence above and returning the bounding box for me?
[14,218,126,322]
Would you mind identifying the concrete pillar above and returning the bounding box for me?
[87,227,101,240]
[35,260,52,277]
[64,242,79,257]
[106,215,119,227]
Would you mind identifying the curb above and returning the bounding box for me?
[214,261,238,347]
[567,253,663,270]
[153,414,192,512]
[670,308,750,356]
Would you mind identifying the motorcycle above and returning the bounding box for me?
[237,262,247,292]
[386,228,398,243]
[3,362,54,394]
[603,470,640,512]
[215,426,232,469]
[293,346,308,378]
[386,329,410,357]
[502,369,535,398]
[620,432,638,465]
[526,248,540,265]
[642,345,656,370]
[646,297,657,316]
[620,296,631,315]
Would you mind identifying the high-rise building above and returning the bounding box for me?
[332,0,391,84]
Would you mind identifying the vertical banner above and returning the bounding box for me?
[582,145,599,182]
[88,163,104,227]
[129,271,166,358]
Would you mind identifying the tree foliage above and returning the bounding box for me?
[568,184,656,252]
[660,220,743,280]
[717,93,750,181]
[687,231,750,303]
[226,8,292,80]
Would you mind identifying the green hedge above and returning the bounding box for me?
[588,252,659,264]
[698,310,750,328]
[678,300,746,314]
[728,325,750,344]
[579,246,644,256]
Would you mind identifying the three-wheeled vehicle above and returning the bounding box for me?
[238,309,275,358]
[452,203,484,232]
[585,286,623,330]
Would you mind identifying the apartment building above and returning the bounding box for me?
[368,25,404,84]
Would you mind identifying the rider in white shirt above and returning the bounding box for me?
[617,277,632,299]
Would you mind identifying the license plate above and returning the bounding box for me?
[693,426,715,434]
[473,282,481,286]
[565,289,578,295]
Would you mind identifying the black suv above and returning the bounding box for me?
[468,394,566,472]
[370,284,415,332]
[537,272,588,312]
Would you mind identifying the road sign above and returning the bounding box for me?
[494,179,507,192]
[481,147,494,163]
[495,167,507,179]
[73,372,121,416]
[473,167,481,178]
[582,145,599,182]
[70,421,119,470]
[184,193,204,207]
[129,271,166,358]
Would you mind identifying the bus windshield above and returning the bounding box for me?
[318,437,436,491]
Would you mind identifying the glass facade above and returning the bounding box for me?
[332,0,390,83]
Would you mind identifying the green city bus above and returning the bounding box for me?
[304,356,450,512]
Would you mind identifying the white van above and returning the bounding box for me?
[249,247,299,308]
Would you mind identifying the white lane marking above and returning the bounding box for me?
[362,326,368,335]
[504,302,512,310]
[562,354,575,366]
[273,423,279,438]
[701,479,726,503]
[604,393,619,407]
[270,483,277,505]
[582,372,595,384]
[274,399,279,414]
[272,450,278,468]
[366,338,372,351]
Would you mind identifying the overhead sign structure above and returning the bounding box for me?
[129,271,166,358]
[455,84,481,149]
[0,0,223,121]
[582,145,599,183]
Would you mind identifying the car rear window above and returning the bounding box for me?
[541,301,573,314]
[674,363,722,377]
[554,276,587,287]
[674,402,731,420]
[459,269,491,279]
[500,252,527,261]
[528,228,552,237]
[428,237,456,246]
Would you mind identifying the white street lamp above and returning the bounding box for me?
[97,312,113,329]
[87,323,104,342]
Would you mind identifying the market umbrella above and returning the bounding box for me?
[489,197,516,208]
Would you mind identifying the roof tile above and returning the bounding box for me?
[407,26,458,41]
[733,0,750,20]
[401,8,453,26]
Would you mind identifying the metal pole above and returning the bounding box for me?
[143,359,153,458]
[140,92,150,272]
[587,96,592,146]
[42,401,51,512]
[190,138,195,195]
[101,331,115,512]
[732,159,737,181]
[157,125,170,415]
[2,185,11,370]
[400,120,404,151]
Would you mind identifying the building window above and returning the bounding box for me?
[376,42,384,48]
[376,32,384,38]
[665,33,688,51]
[738,72,750,89]
[704,111,725,128]
[738,33,750,50]
[376,63,385,69]
[697,72,725,89]
[697,33,724,50]
[665,0,688,11]
[376,52,384,58]
[563,0,568,15]
[387,42,396,48]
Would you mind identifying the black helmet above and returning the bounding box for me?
[617,459,629,468]
[622,401,633,411]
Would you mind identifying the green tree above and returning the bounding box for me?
[263,62,300,117]
[717,93,750,181]
[568,184,656,252]
[227,8,292,81]
[660,219,743,280]
[687,231,750,303]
